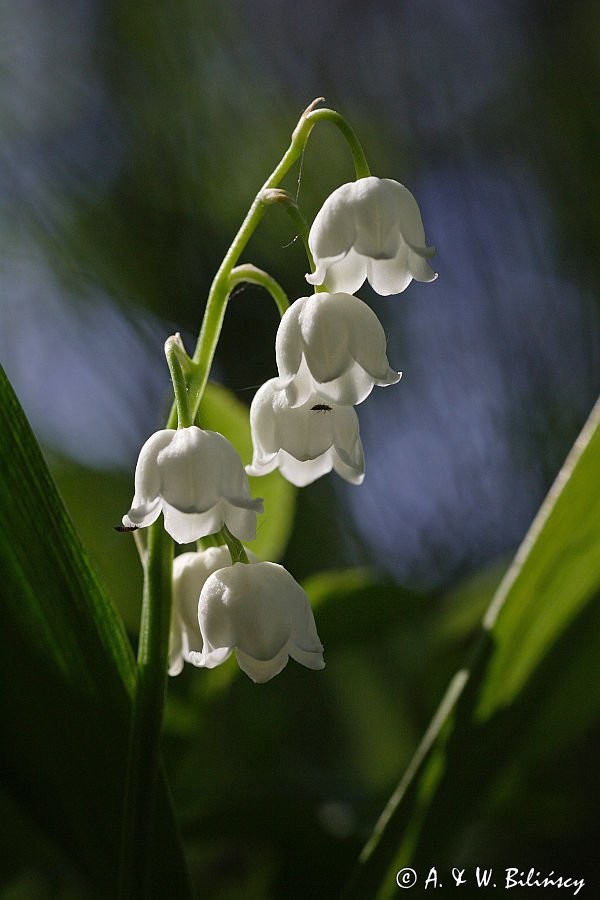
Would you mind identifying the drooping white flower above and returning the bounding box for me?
[169,546,232,676]
[122,426,263,544]
[305,176,437,296]
[275,292,400,407]
[246,378,364,487]
[169,546,260,675]
[188,561,325,683]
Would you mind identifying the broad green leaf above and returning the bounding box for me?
[0,364,190,897]
[346,397,600,899]
[198,380,296,561]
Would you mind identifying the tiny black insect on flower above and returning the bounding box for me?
[114,524,139,532]
[311,403,332,412]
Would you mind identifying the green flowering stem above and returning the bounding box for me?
[123,99,371,894]
[118,522,174,899]
[228,263,290,317]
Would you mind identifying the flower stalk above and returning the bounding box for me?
[259,188,316,275]
[220,523,249,565]
[228,263,290,317]
[303,107,371,180]
[118,522,174,899]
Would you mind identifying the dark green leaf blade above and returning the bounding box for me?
[0,364,190,897]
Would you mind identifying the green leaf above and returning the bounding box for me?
[346,397,600,898]
[198,380,296,560]
[0,364,190,897]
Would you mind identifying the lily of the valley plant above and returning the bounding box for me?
[117,98,436,897]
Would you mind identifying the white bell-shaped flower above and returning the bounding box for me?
[188,561,325,683]
[246,378,365,487]
[169,546,259,675]
[169,546,232,676]
[305,176,437,296]
[122,426,263,544]
[275,292,401,407]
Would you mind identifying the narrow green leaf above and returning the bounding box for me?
[477,409,600,715]
[346,397,600,898]
[198,380,296,560]
[0,364,190,897]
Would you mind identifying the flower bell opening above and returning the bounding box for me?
[169,546,260,676]
[305,176,437,296]
[188,561,325,683]
[246,378,365,487]
[275,291,401,407]
[122,426,263,544]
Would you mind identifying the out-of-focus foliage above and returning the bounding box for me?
[348,400,600,898]
[0,365,190,897]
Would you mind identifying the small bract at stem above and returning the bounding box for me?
[165,334,192,428]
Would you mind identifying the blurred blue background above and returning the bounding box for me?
[1,1,599,896]
[2,0,598,588]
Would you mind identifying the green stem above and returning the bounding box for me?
[228,264,290,317]
[283,204,315,274]
[167,98,370,427]
[259,187,315,275]
[169,174,297,426]
[118,523,173,899]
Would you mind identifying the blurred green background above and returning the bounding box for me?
[1,1,599,897]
